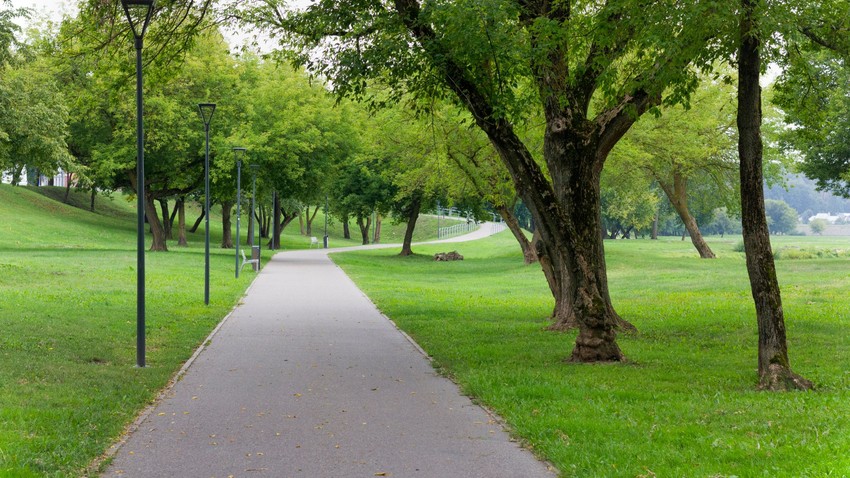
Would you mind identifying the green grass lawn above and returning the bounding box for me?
[332,233,850,477]
[0,184,442,477]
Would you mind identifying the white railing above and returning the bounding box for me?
[438,221,477,239]
[489,222,507,234]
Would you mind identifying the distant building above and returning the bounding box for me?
[1,167,72,187]
[808,212,850,224]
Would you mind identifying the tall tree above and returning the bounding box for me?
[599,166,659,240]
[774,50,850,198]
[736,0,811,391]
[249,0,724,362]
[0,0,26,65]
[439,105,541,264]
[239,61,359,248]
[612,78,740,257]
[0,58,73,185]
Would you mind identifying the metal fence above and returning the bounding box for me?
[437,221,477,239]
[489,222,508,235]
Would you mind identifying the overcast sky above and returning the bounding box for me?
[11,0,75,28]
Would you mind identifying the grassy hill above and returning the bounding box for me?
[0,184,453,477]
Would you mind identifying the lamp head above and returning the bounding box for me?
[233,147,247,163]
[121,0,155,40]
[198,103,216,127]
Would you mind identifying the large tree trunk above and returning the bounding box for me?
[356,215,371,245]
[189,206,205,234]
[176,197,188,247]
[658,170,716,258]
[63,177,72,203]
[342,216,351,239]
[305,205,319,236]
[496,203,537,264]
[271,192,281,249]
[651,213,659,240]
[400,196,422,256]
[535,236,576,330]
[738,0,812,391]
[248,204,255,246]
[392,0,648,361]
[159,199,173,240]
[221,200,233,249]
[373,214,382,244]
[257,205,269,238]
[144,193,168,251]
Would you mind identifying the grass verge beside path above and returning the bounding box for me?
[0,186,260,477]
[0,184,439,477]
[332,233,850,477]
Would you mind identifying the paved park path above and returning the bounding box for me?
[103,224,556,478]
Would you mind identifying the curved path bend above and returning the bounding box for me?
[103,223,555,477]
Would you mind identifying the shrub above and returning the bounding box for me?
[732,240,745,253]
[809,219,828,235]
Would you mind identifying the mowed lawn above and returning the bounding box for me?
[0,184,443,477]
[0,185,272,477]
[332,233,850,477]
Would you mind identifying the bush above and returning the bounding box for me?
[809,218,828,235]
[732,240,745,253]
[765,199,799,235]
[773,247,850,260]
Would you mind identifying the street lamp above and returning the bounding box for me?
[249,164,260,267]
[198,103,216,305]
[233,147,246,278]
[121,0,155,368]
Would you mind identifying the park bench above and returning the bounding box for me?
[240,248,259,272]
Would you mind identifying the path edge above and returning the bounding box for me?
[84,267,268,477]
[328,255,559,476]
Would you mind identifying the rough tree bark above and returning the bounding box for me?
[657,169,716,258]
[221,200,233,249]
[738,0,812,391]
[144,193,168,251]
[356,215,372,245]
[189,206,205,234]
[342,216,351,239]
[63,177,72,203]
[305,205,320,236]
[373,214,382,244]
[394,0,640,361]
[496,203,537,264]
[176,197,188,246]
[271,192,281,249]
[400,196,422,256]
[158,199,172,240]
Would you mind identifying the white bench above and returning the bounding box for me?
[310,236,319,248]
[240,249,259,272]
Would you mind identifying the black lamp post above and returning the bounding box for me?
[250,164,260,265]
[233,147,246,278]
[198,103,216,305]
[121,0,154,368]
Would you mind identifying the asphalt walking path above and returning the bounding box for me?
[102,223,555,478]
